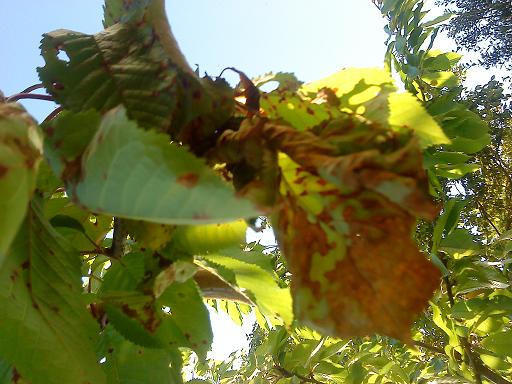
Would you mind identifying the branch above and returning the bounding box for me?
[443,275,482,384]
[147,0,195,76]
[110,218,126,259]
[42,107,63,124]
[413,340,445,355]
[424,270,512,384]
[474,356,512,384]
[475,198,501,236]
[274,365,325,384]
[20,84,45,94]
[6,93,54,102]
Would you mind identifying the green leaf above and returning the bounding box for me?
[0,103,42,257]
[451,296,512,320]
[157,280,213,359]
[0,203,105,384]
[260,92,340,131]
[43,110,101,178]
[388,92,450,147]
[103,0,150,27]
[424,151,471,167]
[445,115,490,154]
[432,199,467,253]
[38,24,226,137]
[302,67,394,106]
[381,0,401,14]
[421,70,459,88]
[100,252,145,293]
[66,107,259,224]
[433,163,480,179]
[49,214,86,233]
[422,13,454,28]
[200,249,293,326]
[0,359,13,384]
[104,302,161,348]
[481,331,512,357]
[99,325,183,384]
[452,259,509,295]
[439,229,481,259]
[171,220,248,254]
[43,197,112,252]
[301,68,449,147]
[423,51,461,71]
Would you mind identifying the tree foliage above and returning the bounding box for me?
[438,0,512,69]
[0,0,510,383]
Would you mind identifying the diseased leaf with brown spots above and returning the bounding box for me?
[271,116,441,341]
[0,103,42,258]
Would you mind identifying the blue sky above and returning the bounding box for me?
[1,0,387,121]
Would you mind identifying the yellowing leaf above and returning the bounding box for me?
[302,67,394,100]
[271,118,440,341]
[388,92,451,147]
[0,103,42,257]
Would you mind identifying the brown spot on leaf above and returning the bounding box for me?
[12,367,21,383]
[192,90,202,100]
[273,119,440,342]
[21,260,30,270]
[0,165,8,178]
[177,172,199,188]
[10,269,19,282]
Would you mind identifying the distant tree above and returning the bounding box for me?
[439,0,512,69]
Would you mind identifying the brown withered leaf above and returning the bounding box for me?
[270,116,441,341]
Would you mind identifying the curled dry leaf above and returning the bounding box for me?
[267,115,441,341]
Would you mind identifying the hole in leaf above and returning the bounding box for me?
[259,81,279,93]
[99,357,107,364]
[56,50,70,63]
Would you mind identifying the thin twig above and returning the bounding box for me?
[474,357,512,384]
[110,218,126,259]
[475,198,502,236]
[443,275,482,384]
[42,107,63,124]
[79,248,108,256]
[413,340,512,384]
[6,93,54,102]
[274,365,325,384]
[20,83,45,94]
[453,182,501,236]
[413,340,445,355]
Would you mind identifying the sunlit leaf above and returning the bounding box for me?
[388,92,450,147]
[260,92,340,131]
[171,220,248,254]
[302,67,394,108]
[481,331,512,357]
[0,103,42,257]
[200,248,293,326]
[439,229,481,259]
